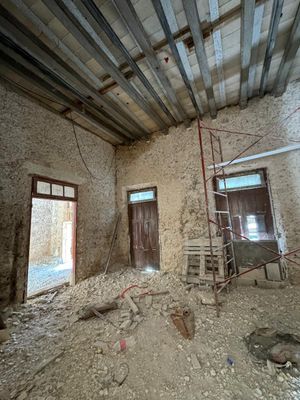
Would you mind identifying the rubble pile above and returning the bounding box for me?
[0,268,300,399]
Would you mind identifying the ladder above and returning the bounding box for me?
[209,132,237,283]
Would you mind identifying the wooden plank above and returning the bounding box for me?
[0,49,126,143]
[72,0,176,125]
[209,0,226,108]
[151,0,202,116]
[273,2,300,96]
[112,0,187,123]
[41,0,167,129]
[259,0,284,96]
[0,5,139,139]
[240,0,256,109]
[183,0,217,118]
[248,3,265,97]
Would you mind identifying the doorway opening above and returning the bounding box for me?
[27,177,77,297]
[128,187,160,271]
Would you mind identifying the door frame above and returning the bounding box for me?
[127,186,160,270]
[26,175,78,299]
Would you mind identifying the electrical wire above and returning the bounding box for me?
[2,76,116,182]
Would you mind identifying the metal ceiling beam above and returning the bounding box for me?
[4,2,145,137]
[0,5,140,138]
[183,0,217,118]
[248,3,264,98]
[0,75,116,145]
[209,0,226,108]
[41,0,167,129]
[0,34,132,141]
[0,50,126,144]
[73,0,176,125]
[151,0,202,116]
[240,0,256,109]
[112,0,187,123]
[100,0,267,84]
[259,0,284,97]
[273,2,300,97]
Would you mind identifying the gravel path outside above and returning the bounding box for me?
[27,260,72,295]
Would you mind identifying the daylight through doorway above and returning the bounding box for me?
[27,198,75,296]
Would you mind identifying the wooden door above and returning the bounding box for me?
[128,189,160,270]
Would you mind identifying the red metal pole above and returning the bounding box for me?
[198,118,220,316]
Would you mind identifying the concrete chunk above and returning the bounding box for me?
[124,294,139,315]
[190,354,201,369]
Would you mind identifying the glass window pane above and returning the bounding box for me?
[52,184,63,196]
[37,181,50,195]
[218,173,262,191]
[129,190,154,202]
[64,186,75,198]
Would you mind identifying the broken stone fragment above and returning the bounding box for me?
[120,319,132,330]
[123,294,139,315]
[0,328,9,343]
[0,389,10,400]
[190,354,201,369]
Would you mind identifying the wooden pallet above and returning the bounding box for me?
[182,238,226,284]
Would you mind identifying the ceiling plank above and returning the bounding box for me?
[41,0,167,129]
[151,0,202,116]
[0,75,118,144]
[100,0,267,84]
[248,3,264,98]
[112,0,187,123]
[0,4,143,137]
[183,0,217,118]
[273,2,300,97]
[0,50,126,144]
[0,35,133,141]
[259,0,284,97]
[73,0,176,125]
[209,0,226,109]
[240,0,256,109]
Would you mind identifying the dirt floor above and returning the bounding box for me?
[1,268,300,400]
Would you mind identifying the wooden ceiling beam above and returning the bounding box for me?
[151,0,202,116]
[209,0,226,108]
[42,0,167,129]
[100,0,267,84]
[74,0,176,125]
[112,0,187,123]
[7,0,146,136]
[259,0,284,97]
[248,3,265,98]
[183,0,217,118]
[239,0,256,109]
[273,2,300,97]
[0,50,127,144]
[0,34,134,140]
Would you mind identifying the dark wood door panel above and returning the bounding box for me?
[128,199,160,269]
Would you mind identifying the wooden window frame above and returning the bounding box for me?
[127,187,157,204]
[32,176,78,201]
[216,169,266,192]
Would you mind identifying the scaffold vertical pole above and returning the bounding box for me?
[197,118,220,317]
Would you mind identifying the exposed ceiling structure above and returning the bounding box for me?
[0,0,299,145]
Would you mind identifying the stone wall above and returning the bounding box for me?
[29,199,71,264]
[0,82,116,306]
[116,81,300,283]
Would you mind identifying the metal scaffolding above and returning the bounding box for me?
[197,107,300,316]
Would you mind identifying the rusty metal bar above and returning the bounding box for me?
[198,118,220,316]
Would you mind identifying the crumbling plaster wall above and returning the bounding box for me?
[0,82,116,306]
[116,81,300,283]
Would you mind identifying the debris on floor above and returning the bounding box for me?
[1,268,300,400]
[170,307,195,339]
[246,327,300,366]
